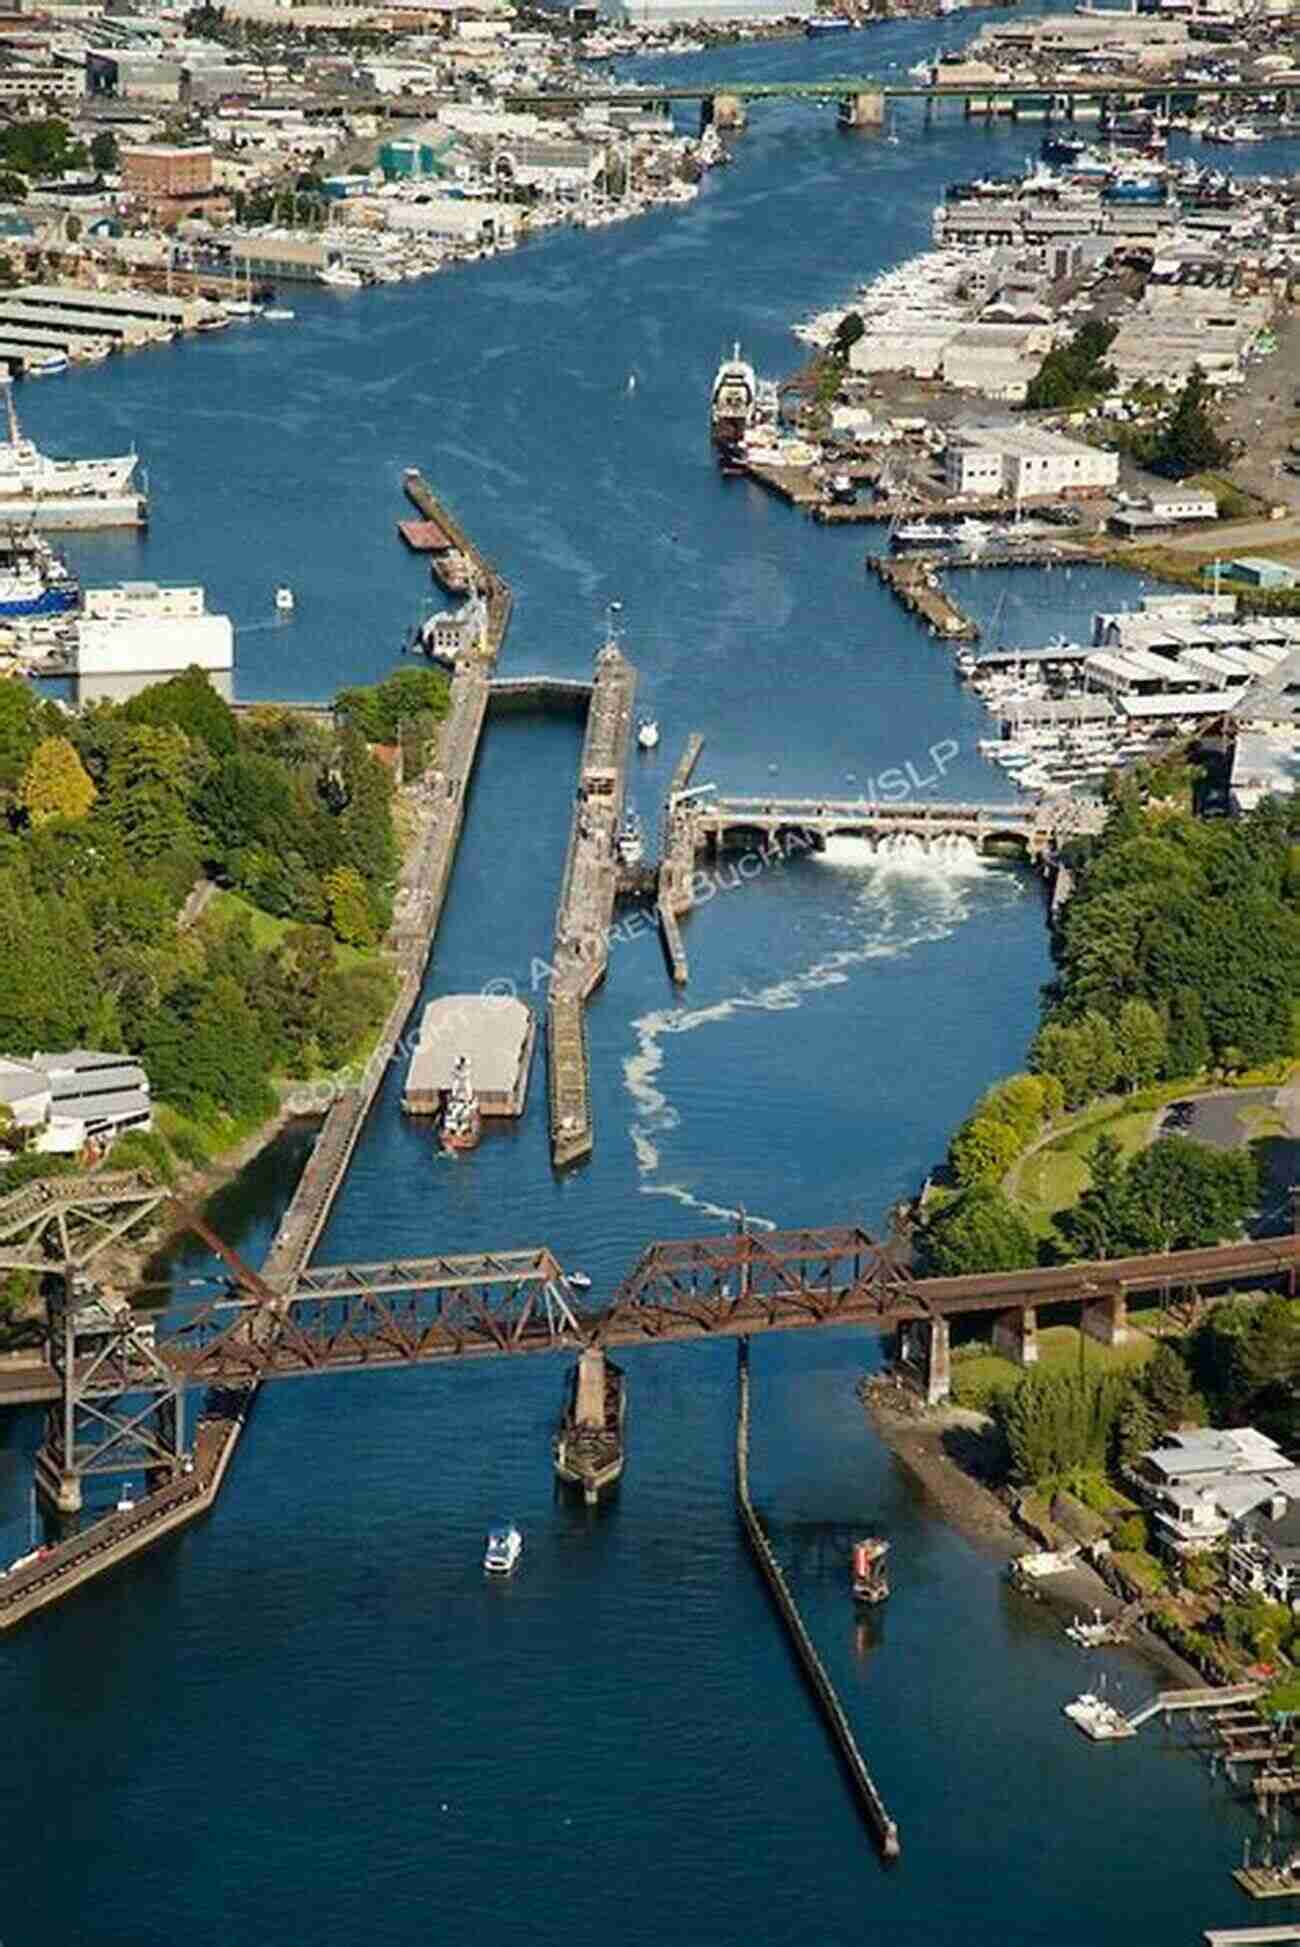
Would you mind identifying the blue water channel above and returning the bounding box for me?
[1,16,1295,1941]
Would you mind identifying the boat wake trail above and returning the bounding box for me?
[623,857,999,1223]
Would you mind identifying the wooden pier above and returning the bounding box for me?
[546,643,636,1168]
[867,554,980,642]
[0,484,511,1630]
[1127,1684,1262,1731]
[735,1338,900,1859]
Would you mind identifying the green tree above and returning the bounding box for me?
[1025,320,1117,410]
[1059,1132,1129,1260]
[1113,1388,1158,1469]
[335,667,450,744]
[1165,988,1211,1078]
[1121,1137,1257,1253]
[921,1186,1038,1277]
[1114,997,1166,1091]
[1151,367,1229,479]
[0,681,55,795]
[123,666,237,756]
[322,864,376,948]
[21,736,96,823]
[832,311,864,357]
[1143,1341,1192,1431]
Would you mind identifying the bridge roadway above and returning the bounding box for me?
[124,1223,1300,1385]
[502,76,1279,109]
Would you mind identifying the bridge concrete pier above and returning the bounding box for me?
[897,1316,950,1404]
[1082,1290,1130,1347]
[33,1451,82,1516]
[575,1346,606,1428]
[702,91,747,131]
[992,1305,1039,1366]
[838,90,885,129]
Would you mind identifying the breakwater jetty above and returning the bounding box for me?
[403,468,513,655]
[0,484,510,1629]
[546,641,636,1169]
[735,1339,900,1860]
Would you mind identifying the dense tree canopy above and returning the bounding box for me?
[0,668,407,1133]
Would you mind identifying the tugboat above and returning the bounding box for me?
[616,809,644,869]
[710,342,758,456]
[851,1536,891,1604]
[483,1522,522,1574]
[554,1350,626,1504]
[440,1054,481,1153]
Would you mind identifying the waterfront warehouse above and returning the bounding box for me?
[401,995,535,1117]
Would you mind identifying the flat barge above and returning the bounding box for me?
[553,1349,625,1503]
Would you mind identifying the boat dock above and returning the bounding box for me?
[867,554,980,642]
[546,643,636,1168]
[735,1338,900,1860]
[0,534,505,1629]
[1127,1684,1262,1731]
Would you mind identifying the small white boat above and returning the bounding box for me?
[1063,1691,1134,1740]
[263,307,295,322]
[321,264,364,289]
[617,810,644,869]
[565,1270,592,1291]
[25,351,68,376]
[637,716,660,750]
[222,297,260,319]
[275,586,295,613]
[484,1523,522,1574]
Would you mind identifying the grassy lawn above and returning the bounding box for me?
[952,1323,1155,1408]
[207,888,382,973]
[1013,1104,1156,1234]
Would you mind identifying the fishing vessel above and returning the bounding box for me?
[637,715,660,749]
[483,1524,522,1574]
[851,1536,891,1604]
[0,382,136,498]
[710,343,758,452]
[553,1352,626,1504]
[616,809,644,868]
[440,1054,481,1153]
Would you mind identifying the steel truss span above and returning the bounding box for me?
[156,1224,1300,1384]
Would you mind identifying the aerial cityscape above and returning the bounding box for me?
[0,0,1297,1937]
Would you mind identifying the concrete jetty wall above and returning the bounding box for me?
[735,1340,901,1859]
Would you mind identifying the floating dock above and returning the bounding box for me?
[546,643,636,1168]
[735,1338,900,1860]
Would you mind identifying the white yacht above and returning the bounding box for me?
[0,382,136,496]
[320,263,364,289]
[1063,1692,1135,1740]
[483,1523,522,1574]
[637,716,660,750]
[710,342,758,449]
[263,307,295,322]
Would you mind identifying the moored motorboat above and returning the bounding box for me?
[637,715,660,749]
[851,1536,890,1603]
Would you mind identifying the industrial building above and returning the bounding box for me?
[402,995,535,1117]
[0,1049,152,1155]
[75,582,234,681]
[945,422,1119,497]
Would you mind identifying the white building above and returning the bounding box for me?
[0,1050,152,1155]
[944,422,1118,498]
[75,583,234,679]
[1134,1427,1300,1556]
[1149,492,1217,524]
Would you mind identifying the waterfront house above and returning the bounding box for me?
[1134,1427,1300,1556]
[1228,1497,1300,1611]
